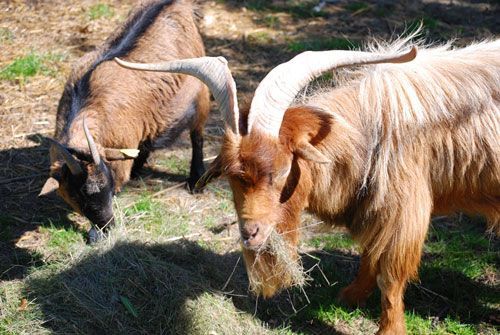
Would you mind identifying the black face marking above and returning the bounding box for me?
[65,0,175,132]
[62,161,115,229]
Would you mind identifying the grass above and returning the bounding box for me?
[88,3,114,20]
[157,155,190,175]
[307,232,356,251]
[1,188,498,335]
[0,52,64,81]
[124,194,191,238]
[0,27,14,44]
[288,37,360,52]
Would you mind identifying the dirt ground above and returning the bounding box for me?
[0,0,499,334]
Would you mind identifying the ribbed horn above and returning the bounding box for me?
[49,139,83,175]
[248,46,417,137]
[115,56,239,134]
[83,117,102,166]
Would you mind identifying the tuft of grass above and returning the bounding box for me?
[88,3,114,20]
[288,37,360,52]
[157,155,190,175]
[246,31,273,44]
[124,195,190,237]
[0,53,43,80]
[261,15,280,29]
[405,312,477,335]
[0,52,65,81]
[38,223,86,260]
[308,232,356,250]
[316,304,364,325]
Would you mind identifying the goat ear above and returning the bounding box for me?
[194,155,222,191]
[294,141,331,164]
[39,177,60,196]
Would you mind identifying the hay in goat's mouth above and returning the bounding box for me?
[246,230,307,297]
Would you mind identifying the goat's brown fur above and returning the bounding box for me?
[45,0,210,233]
[213,40,499,334]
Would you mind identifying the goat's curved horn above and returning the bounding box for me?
[115,57,239,134]
[248,46,417,137]
[83,117,102,166]
[49,140,83,175]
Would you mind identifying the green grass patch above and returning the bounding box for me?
[0,52,65,81]
[316,304,364,325]
[308,232,356,250]
[0,53,43,80]
[157,155,190,175]
[124,195,190,237]
[288,37,360,52]
[38,223,85,259]
[405,312,476,335]
[423,220,497,279]
[88,3,114,20]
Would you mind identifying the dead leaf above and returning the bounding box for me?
[18,298,28,311]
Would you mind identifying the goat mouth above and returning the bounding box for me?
[242,230,273,251]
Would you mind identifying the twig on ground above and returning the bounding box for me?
[221,255,241,291]
[164,233,201,242]
[151,182,186,198]
[413,283,451,302]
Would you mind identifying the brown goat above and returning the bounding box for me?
[116,37,499,334]
[40,0,209,242]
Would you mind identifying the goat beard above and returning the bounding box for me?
[242,229,306,298]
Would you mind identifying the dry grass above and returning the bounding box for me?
[247,230,308,297]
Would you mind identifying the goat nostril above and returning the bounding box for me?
[241,224,259,241]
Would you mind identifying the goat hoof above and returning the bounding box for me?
[187,178,204,194]
[87,227,105,244]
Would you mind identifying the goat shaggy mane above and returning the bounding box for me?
[302,34,500,214]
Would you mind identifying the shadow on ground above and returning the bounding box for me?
[26,236,498,334]
[0,134,193,281]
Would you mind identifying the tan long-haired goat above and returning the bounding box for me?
[116,36,500,334]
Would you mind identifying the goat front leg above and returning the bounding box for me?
[339,252,378,307]
[188,86,209,192]
[188,128,205,192]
